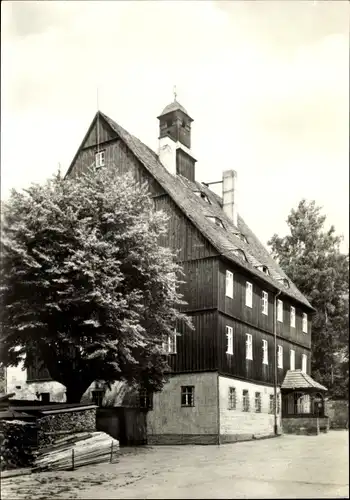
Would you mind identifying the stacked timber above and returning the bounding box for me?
[33,431,119,471]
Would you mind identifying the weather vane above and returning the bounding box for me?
[173,85,177,102]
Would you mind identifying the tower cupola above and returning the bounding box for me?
[157,92,196,181]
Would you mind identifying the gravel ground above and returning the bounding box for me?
[1,431,348,499]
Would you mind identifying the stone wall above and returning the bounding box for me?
[282,416,329,435]
[218,375,282,442]
[325,399,349,429]
[147,372,218,443]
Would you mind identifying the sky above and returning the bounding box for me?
[1,0,349,252]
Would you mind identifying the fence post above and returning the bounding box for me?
[110,440,113,463]
[72,448,75,471]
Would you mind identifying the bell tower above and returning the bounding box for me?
[157,90,196,181]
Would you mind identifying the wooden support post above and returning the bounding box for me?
[72,448,75,471]
[110,440,113,463]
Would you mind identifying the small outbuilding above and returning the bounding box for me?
[281,370,329,435]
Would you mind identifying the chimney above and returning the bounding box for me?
[222,170,238,227]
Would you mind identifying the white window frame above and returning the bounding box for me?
[290,306,296,328]
[226,326,233,355]
[302,354,307,373]
[162,332,177,354]
[290,349,295,370]
[245,282,253,308]
[181,386,194,407]
[277,299,283,323]
[302,313,308,333]
[262,291,268,315]
[277,345,283,369]
[246,333,253,360]
[228,387,236,410]
[225,270,233,299]
[95,150,105,168]
[262,339,268,365]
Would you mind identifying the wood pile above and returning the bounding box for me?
[33,431,119,472]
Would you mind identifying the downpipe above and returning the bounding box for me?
[273,289,282,435]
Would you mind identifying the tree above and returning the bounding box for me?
[1,167,192,403]
[268,199,349,398]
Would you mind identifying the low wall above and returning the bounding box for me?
[282,416,329,435]
[325,400,349,429]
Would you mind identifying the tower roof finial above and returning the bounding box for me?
[173,85,177,102]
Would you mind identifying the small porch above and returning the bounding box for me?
[281,370,329,435]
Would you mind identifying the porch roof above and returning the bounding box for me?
[281,370,327,392]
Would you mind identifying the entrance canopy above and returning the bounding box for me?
[281,370,327,393]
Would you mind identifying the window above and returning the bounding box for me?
[95,150,105,168]
[262,291,268,315]
[40,393,50,404]
[237,233,248,244]
[277,345,283,369]
[277,299,283,323]
[181,386,194,407]
[245,282,253,308]
[242,390,250,412]
[302,313,308,333]
[290,306,296,328]
[162,332,177,354]
[290,349,295,370]
[139,389,153,410]
[228,387,236,410]
[256,265,269,275]
[225,270,233,299]
[255,392,262,413]
[302,354,307,373]
[226,326,233,355]
[166,119,172,127]
[246,333,253,360]
[194,191,210,204]
[206,216,224,229]
[262,339,268,365]
[92,389,104,406]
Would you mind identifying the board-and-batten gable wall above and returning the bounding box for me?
[217,315,311,386]
[217,260,311,350]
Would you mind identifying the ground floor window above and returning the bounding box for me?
[255,392,262,413]
[139,389,153,410]
[242,389,250,412]
[228,387,236,410]
[181,386,194,407]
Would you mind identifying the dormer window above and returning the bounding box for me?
[194,191,210,204]
[95,150,105,169]
[237,234,248,244]
[232,249,248,262]
[257,265,269,275]
[206,216,224,229]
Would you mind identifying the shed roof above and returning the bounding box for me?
[98,111,313,310]
[281,370,327,391]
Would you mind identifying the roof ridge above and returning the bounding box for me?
[94,112,313,310]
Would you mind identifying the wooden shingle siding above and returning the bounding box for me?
[154,195,218,262]
[176,149,195,182]
[83,118,117,148]
[217,314,311,386]
[218,260,311,349]
[179,258,219,311]
[69,139,165,197]
[167,311,218,373]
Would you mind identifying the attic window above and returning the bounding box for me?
[166,120,172,127]
[276,277,290,288]
[182,120,186,128]
[237,234,248,244]
[206,216,224,229]
[257,265,270,275]
[95,150,105,169]
[194,191,210,204]
[232,249,248,262]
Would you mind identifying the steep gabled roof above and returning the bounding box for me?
[67,110,314,310]
[281,370,327,391]
[101,112,313,311]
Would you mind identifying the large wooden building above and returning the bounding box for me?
[5,98,327,443]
